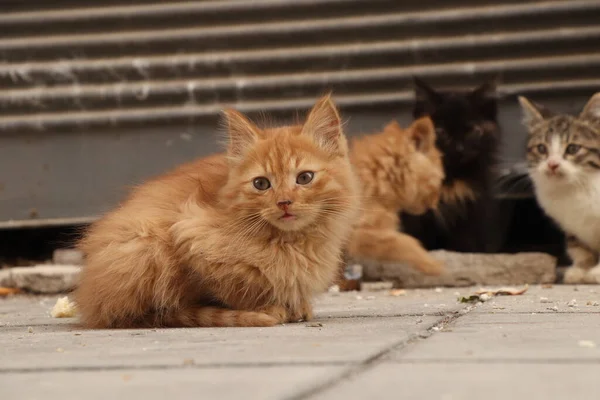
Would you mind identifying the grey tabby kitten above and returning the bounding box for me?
[519,93,600,283]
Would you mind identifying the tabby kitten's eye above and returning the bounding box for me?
[536,144,548,154]
[252,177,271,190]
[296,171,314,185]
[566,144,581,155]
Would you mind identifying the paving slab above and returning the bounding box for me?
[393,312,600,362]
[315,289,465,318]
[4,285,600,400]
[0,289,464,329]
[470,284,600,314]
[2,365,347,400]
[1,315,440,371]
[312,363,599,400]
[0,293,447,371]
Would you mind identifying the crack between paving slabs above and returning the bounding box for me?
[0,360,353,375]
[389,358,600,365]
[283,303,478,400]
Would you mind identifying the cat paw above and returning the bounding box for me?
[563,266,588,284]
[415,258,445,276]
[301,305,314,322]
[287,302,313,323]
[583,266,600,284]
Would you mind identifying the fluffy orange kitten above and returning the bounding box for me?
[346,117,445,275]
[75,95,360,328]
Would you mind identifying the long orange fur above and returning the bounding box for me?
[75,95,360,328]
[346,117,445,275]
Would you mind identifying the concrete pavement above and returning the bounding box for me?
[1,285,599,400]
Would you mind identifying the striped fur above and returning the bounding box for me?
[519,93,600,283]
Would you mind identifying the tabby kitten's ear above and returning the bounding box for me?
[518,96,551,127]
[580,92,600,120]
[409,116,436,152]
[301,94,346,156]
[222,109,261,161]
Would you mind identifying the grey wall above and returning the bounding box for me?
[1,0,599,227]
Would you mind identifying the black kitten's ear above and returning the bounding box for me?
[413,76,442,118]
[470,79,497,100]
[580,92,600,120]
[413,76,442,103]
[470,79,499,121]
[518,96,552,127]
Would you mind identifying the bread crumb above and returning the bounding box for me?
[578,340,596,348]
[51,296,78,318]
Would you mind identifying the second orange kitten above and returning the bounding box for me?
[347,117,445,275]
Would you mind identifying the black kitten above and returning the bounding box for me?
[400,77,501,253]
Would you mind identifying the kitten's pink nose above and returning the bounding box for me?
[277,200,292,211]
[547,160,560,172]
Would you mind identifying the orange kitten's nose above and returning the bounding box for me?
[277,200,292,211]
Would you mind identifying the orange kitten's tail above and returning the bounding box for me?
[165,307,281,328]
[348,228,444,276]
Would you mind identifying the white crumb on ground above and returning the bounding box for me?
[50,296,78,318]
[578,340,596,348]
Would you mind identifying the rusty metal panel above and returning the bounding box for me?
[1,0,599,227]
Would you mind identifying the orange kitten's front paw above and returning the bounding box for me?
[301,303,314,322]
[415,257,445,276]
[287,301,313,323]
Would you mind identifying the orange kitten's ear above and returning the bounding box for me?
[301,94,346,156]
[580,92,600,120]
[222,109,261,160]
[409,117,436,152]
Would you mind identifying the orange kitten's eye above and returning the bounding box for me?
[536,144,547,155]
[252,177,271,190]
[296,171,314,185]
[565,144,581,155]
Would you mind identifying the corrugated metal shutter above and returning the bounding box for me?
[1,0,600,227]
